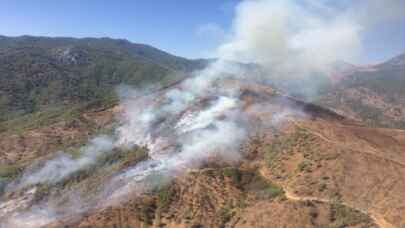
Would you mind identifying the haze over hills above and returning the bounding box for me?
[318,52,405,129]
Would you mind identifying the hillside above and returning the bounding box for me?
[0,36,405,228]
[0,35,207,121]
[59,82,405,228]
[317,53,405,129]
[1,78,405,227]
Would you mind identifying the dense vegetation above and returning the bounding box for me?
[0,35,207,121]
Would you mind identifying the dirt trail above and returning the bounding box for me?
[283,189,395,228]
[260,166,395,228]
[261,119,397,228]
[292,121,405,168]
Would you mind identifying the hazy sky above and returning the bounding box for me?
[0,0,404,64]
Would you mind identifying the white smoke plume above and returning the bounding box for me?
[218,0,361,75]
[1,62,249,228]
[2,207,56,228]
[8,135,115,190]
[215,0,405,98]
[220,0,405,68]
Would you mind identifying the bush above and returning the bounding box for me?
[259,182,285,199]
[243,171,285,199]
[217,204,234,227]
[329,203,372,227]
[0,178,7,195]
[139,198,156,226]
[222,167,242,186]
[0,164,21,178]
[97,146,149,166]
[156,185,175,211]
[298,160,312,172]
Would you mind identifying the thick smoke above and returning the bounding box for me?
[220,0,405,68]
[215,0,405,98]
[219,0,361,75]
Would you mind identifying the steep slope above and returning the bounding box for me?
[2,81,400,228]
[260,120,405,227]
[318,53,405,129]
[65,82,405,228]
[0,35,206,121]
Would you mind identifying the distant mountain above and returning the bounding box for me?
[317,52,405,129]
[0,35,208,121]
[382,52,405,69]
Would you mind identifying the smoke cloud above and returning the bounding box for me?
[220,0,405,68]
[9,135,115,190]
[219,1,360,74]
[215,0,405,97]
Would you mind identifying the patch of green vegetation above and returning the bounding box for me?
[265,142,281,167]
[318,181,328,192]
[222,167,242,186]
[327,203,373,228]
[266,127,319,170]
[0,103,83,134]
[346,99,385,126]
[217,203,236,228]
[298,160,312,172]
[395,120,405,130]
[97,146,149,167]
[55,146,149,188]
[256,180,285,200]
[0,164,22,179]
[139,197,156,226]
[156,185,175,211]
[243,171,285,200]
[0,178,7,195]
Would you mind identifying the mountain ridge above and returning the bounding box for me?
[318,51,405,129]
[0,35,209,121]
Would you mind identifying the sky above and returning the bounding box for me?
[0,0,404,64]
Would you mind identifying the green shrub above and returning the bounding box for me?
[298,160,312,172]
[243,171,285,199]
[156,185,175,211]
[0,178,7,195]
[222,167,242,186]
[259,182,285,199]
[217,204,234,227]
[0,164,21,178]
[139,198,156,226]
[329,203,372,227]
[97,146,149,166]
